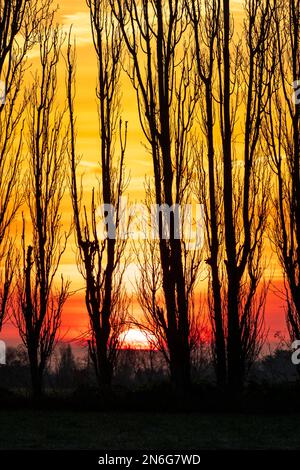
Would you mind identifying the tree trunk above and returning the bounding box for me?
[206,82,227,389]
[169,341,191,396]
[222,0,243,392]
[29,348,43,399]
[97,347,113,394]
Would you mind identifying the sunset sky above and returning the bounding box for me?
[1,0,288,350]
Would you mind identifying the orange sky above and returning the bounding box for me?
[0,0,289,350]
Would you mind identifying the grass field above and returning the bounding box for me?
[0,410,298,450]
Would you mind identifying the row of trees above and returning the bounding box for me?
[0,0,300,398]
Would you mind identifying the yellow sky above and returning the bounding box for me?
[41,0,280,290]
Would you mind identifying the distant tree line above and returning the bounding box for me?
[0,342,298,394]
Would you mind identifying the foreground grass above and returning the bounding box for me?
[0,410,299,450]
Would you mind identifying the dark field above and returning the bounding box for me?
[0,410,299,450]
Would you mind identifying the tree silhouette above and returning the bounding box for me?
[0,0,49,330]
[265,0,300,343]
[191,0,274,390]
[13,11,70,398]
[186,0,226,388]
[68,0,129,393]
[111,0,202,395]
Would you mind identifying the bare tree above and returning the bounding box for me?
[0,0,48,330]
[190,0,273,390]
[111,0,202,395]
[67,0,129,393]
[265,0,300,343]
[186,0,226,388]
[14,12,70,398]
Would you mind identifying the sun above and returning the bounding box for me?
[119,328,155,350]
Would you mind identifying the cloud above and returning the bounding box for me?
[78,159,99,169]
[62,12,92,46]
